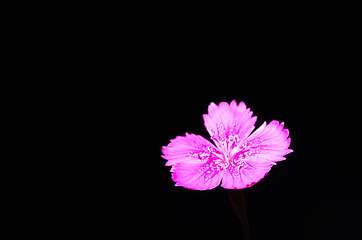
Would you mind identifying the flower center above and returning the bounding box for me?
[223,137,266,173]
[189,134,266,180]
[211,123,242,157]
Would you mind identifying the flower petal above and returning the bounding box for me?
[162,133,220,166]
[221,121,292,189]
[245,120,293,164]
[162,133,224,190]
[171,160,224,190]
[221,161,272,189]
[203,100,257,151]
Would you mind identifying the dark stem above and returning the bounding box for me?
[228,189,250,240]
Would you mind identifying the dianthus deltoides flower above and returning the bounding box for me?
[162,100,293,190]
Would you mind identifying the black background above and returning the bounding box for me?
[131,45,361,240]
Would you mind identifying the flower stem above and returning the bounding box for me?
[228,189,250,240]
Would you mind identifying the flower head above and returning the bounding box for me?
[161,100,293,190]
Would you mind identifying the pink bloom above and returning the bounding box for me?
[161,100,293,190]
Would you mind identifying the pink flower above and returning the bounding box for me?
[161,100,293,190]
